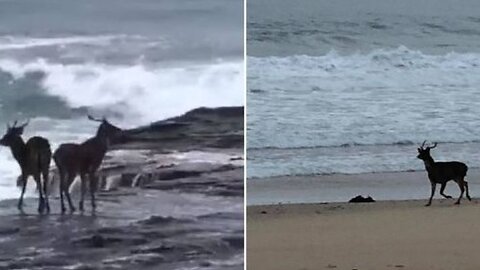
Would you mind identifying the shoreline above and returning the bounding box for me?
[248,199,480,270]
[247,169,480,205]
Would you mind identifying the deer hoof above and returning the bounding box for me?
[424,203,431,207]
[70,207,76,213]
[467,196,472,201]
[454,201,461,205]
[445,195,452,199]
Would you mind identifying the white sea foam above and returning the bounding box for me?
[0,35,164,51]
[248,47,480,177]
[0,58,244,125]
[248,46,480,149]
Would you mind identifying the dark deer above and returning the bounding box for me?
[417,141,471,206]
[0,120,52,213]
[53,115,122,213]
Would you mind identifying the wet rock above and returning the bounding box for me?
[0,227,20,235]
[199,261,212,267]
[222,236,244,249]
[140,216,182,225]
[73,233,147,248]
[102,253,165,266]
[198,212,243,221]
[0,106,244,270]
[131,244,174,254]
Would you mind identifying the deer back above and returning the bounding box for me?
[430,161,468,182]
[25,136,52,172]
[53,143,82,174]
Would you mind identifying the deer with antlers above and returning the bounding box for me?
[0,120,52,213]
[417,140,471,206]
[53,115,122,213]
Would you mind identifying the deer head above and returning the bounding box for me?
[0,120,29,146]
[87,115,123,146]
[417,140,437,161]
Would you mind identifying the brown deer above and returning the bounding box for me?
[53,115,122,213]
[417,140,471,206]
[0,120,52,213]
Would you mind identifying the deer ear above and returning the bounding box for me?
[417,148,421,152]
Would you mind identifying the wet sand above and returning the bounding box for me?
[248,169,480,205]
[248,199,480,270]
[0,107,244,270]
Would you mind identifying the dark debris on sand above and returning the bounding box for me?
[0,106,244,270]
[349,195,376,203]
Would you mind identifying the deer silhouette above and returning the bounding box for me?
[417,141,471,206]
[53,115,122,213]
[0,120,52,213]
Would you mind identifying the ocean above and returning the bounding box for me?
[0,0,244,199]
[247,0,480,178]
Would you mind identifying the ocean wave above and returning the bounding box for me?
[248,46,480,75]
[0,35,165,51]
[0,58,244,124]
[247,140,480,151]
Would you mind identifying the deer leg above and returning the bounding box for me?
[42,170,50,213]
[89,172,97,211]
[65,190,76,213]
[79,173,87,212]
[455,178,465,205]
[425,182,436,206]
[59,170,66,214]
[66,173,76,212]
[440,183,452,199]
[465,181,472,201]
[34,173,45,214]
[18,174,27,212]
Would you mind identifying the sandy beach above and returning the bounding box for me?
[248,169,480,205]
[248,198,480,270]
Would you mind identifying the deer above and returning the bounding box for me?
[53,115,122,213]
[0,120,52,213]
[417,140,471,206]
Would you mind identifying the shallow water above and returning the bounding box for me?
[248,0,480,178]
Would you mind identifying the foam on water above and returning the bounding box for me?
[248,47,480,149]
[248,47,480,178]
[0,35,134,50]
[0,58,244,124]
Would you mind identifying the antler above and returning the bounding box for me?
[19,119,29,128]
[420,140,437,150]
[88,114,103,122]
[420,140,427,149]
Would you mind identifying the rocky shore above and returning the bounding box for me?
[0,106,244,270]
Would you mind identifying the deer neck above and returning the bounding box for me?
[423,156,435,171]
[8,136,26,166]
[96,133,111,150]
[90,135,109,154]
